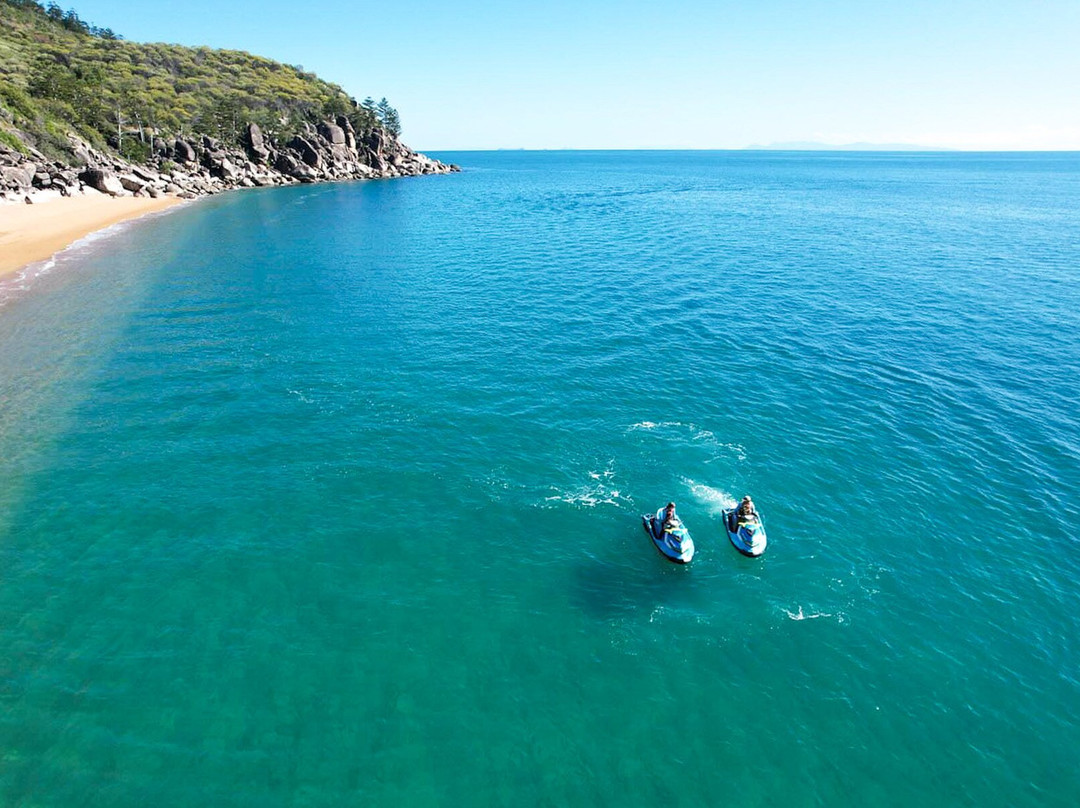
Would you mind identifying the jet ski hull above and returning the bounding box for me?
[723,508,768,557]
[642,510,695,564]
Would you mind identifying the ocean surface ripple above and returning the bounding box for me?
[1,151,1078,807]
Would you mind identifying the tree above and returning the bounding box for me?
[383,105,400,138]
[321,92,350,119]
[28,59,77,102]
[204,93,245,140]
[376,97,400,138]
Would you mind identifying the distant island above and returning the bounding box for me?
[746,141,948,151]
[0,0,457,205]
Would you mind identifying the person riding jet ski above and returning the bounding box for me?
[736,496,758,524]
[642,501,695,564]
[662,501,680,530]
[724,495,768,557]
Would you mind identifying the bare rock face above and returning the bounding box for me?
[131,166,159,183]
[174,139,197,163]
[28,188,64,203]
[209,157,238,181]
[49,169,77,194]
[72,141,93,165]
[2,166,33,190]
[118,174,146,193]
[317,121,346,146]
[336,116,357,150]
[244,122,269,162]
[78,167,124,196]
[291,137,322,168]
[274,152,313,181]
[365,128,386,157]
[1,112,457,207]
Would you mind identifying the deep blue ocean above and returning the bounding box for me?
[1,151,1078,806]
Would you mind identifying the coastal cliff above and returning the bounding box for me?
[0,120,458,205]
[0,0,457,205]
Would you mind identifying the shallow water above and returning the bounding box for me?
[1,151,1078,806]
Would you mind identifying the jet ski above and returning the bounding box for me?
[642,509,695,564]
[723,507,767,557]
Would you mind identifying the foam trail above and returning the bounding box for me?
[683,478,736,515]
[783,606,841,623]
[543,461,633,509]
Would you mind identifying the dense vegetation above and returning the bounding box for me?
[0,0,401,162]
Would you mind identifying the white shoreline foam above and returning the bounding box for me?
[0,197,192,310]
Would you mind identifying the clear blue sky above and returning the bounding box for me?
[64,0,1080,150]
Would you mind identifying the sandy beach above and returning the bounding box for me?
[0,194,187,279]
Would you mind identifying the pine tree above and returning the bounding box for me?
[376,97,401,138]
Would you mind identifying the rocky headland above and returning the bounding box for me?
[1,117,458,206]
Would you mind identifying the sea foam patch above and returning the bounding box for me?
[0,257,58,309]
[628,420,746,461]
[783,605,844,623]
[542,462,634,509]
[683,478,737,515]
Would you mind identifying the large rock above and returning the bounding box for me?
[209,157,238,181]
[70,139,93,166]
[364,128,386,156]
[290,137,322,168]
[276,152,316,182]
[173,138,197,163]
[275,153,300,174]
[2,166,33,190]
[367,152,387,173]
[317,121,346,146]
[328,143,353,165]
[200,148,226,170]
[244,122,269,161]
[78,167,124,196]
[27,188,64,203]
[118,174,146,193]
[49,170,77,192]
[336,116,357,150]
[132,166,160,183]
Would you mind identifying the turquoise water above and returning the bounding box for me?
[1,151,1078,806]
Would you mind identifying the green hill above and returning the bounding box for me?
[0,0,399,162]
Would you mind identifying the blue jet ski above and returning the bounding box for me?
[642,508,695,564]
[723,507,767,557]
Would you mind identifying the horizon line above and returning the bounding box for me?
[418,146,1080,154]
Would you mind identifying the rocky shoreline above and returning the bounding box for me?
[0,117,458,205]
